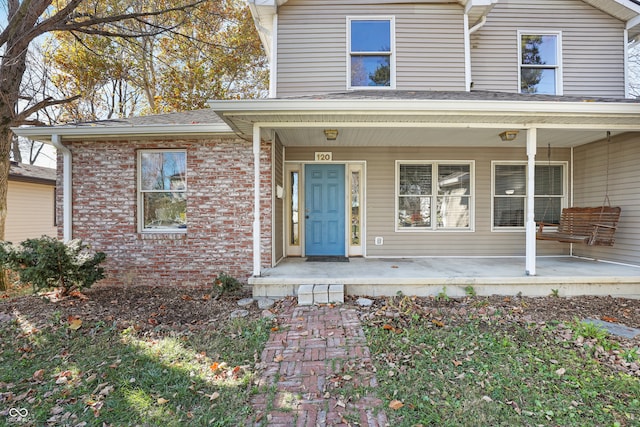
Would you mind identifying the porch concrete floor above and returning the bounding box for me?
[250,256,640,299]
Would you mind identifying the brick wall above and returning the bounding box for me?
[57,136,272,287]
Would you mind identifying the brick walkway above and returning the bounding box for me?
[251,300,388,426]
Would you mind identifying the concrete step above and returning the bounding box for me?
[298,284,344,306]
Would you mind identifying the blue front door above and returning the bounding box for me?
[305,164,346,256]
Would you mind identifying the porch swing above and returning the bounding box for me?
[536,132,621,246]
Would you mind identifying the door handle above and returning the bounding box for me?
[305,215,309,219]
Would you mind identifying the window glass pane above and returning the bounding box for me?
[535,165,563,195]
[495,165,525,196]
[351,20,391,52]
[141,152,186,191]
[351,171,361,245]
[290,171,299,245]
[438,196,470,228]
[535,197,562,224]
[494,197,525,227]
[351,55,390,87]
[399,164,432,196]
[398,196,431,228]
[521,35,557,65]
[143,192,186,229]
[437,164,470,195]
[521,68,556,94]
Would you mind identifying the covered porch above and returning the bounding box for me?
[251,256,640,299]
[210,91,640,298]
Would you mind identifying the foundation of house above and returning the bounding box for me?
[250,256,640,300]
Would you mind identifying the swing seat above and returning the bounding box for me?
[536,206,621,246]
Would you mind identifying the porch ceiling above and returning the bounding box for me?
[271,127,618,148]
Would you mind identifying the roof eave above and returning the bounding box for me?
[11,123,234,143]
[209,98,640,116]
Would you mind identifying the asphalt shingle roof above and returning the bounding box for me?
[9,162,56,184]
[286,90,640,103]
[58,108,225,127]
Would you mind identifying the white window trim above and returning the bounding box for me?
[517,30,563,96]
[491,160,568,232]
[346,16,396,90]
[395,160,475,232]
[137,149,187,234]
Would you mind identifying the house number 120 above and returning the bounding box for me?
[315,152,332,161]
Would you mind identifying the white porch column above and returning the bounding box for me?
[525,128,537,276]
[253,123,262,277]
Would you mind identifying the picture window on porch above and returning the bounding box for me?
[493,163,565,229]
[348,17,395,88]
[397,162,472,231]
[519,32,562,95]
[138,150,187,232]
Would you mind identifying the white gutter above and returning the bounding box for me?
[209,98,640,115]
[51,134,72,242]
[12,123,233,142]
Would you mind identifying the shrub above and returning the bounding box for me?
[212,272,242,297]
[0,237,106,296]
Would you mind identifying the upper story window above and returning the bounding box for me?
[348,17,395,89]
[396,161,473,231]
[138,150,187,232]
[519,32,562,95]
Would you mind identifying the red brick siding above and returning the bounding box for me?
[57,137,272,286]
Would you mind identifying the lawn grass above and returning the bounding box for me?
[361,301,640,427]
[0,310,271,426]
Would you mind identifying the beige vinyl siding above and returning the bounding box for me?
[286,146,570,257]
[274,138,284,262]
[572,133,640,265]
[6,180,56,243]
[277,1,466,97]
[471,0,625,97]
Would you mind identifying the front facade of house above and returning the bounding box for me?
[13,0,640,294]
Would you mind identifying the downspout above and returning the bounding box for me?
[469,16,487,35]
[624,29,630,98]
[464,12,487,91]
[269,14,278,98]
[525,128,537,276]
[463,13,472,91]
[253,123,262,277]
[51,134,72,242]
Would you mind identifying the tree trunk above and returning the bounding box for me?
[11,135,22,163]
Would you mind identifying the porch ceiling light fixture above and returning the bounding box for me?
[499,130,519,142]
[324,129,339,141]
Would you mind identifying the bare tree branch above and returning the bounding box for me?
[13,95,81,125]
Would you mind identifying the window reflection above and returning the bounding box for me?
[139,151,187,231]
[351,171,361,245]
[520,34,559,95]
[290,171,299,245]
[350,19,392,87]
